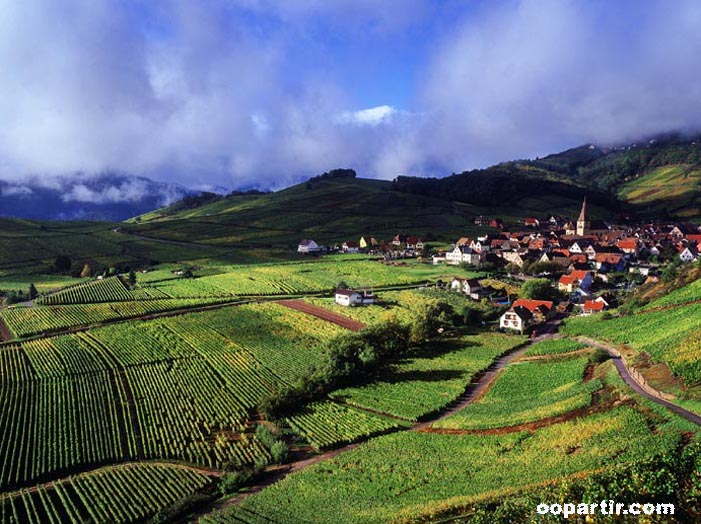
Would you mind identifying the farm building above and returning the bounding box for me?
[499,306,532,333]
[335,289,375,307]
[297,239,320,253]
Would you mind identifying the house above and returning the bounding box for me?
[450,277,483,297]
[501,251,525,267]
[499,306,533,333]
[446,246,482,266]
[512,298,554,322]
[489,218,504,229]
[525,217,540,227]
[335,289,375,307]
[392,234,406,247]
[617,238,639,256]
[342,241,360,254]
[594,253,626,272]
[679,245,699,263]
[558,270,593,293]
[455,237,471,247]
[582,299,606,315]
[406,236,424,250]
[297,239,320,253]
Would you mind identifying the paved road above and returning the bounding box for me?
[581,338,701,426]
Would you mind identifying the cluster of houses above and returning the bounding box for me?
[439,197,701,283]
[446,197,701,331]
[298,234,425,256]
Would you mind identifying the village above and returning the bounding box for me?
[299,197,701,334]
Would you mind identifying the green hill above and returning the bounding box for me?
[125,172,613,248]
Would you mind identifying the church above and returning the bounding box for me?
[575,196,609,236]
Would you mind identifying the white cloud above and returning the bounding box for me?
[2,0,701,190]
[338,105,397,126]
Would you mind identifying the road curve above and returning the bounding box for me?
[580,338,701,426]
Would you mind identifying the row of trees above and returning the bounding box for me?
[259,300,462,420]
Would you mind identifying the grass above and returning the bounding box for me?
[433,356,600,430]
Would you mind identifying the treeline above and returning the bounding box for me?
[391,166,619,210]
[526,134,701,193]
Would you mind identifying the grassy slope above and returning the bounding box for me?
[618,164,701,218]
[125,176,615,248]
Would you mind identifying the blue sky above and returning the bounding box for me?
[1,0,701,193]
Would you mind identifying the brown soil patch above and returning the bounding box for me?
[276,299,366,331]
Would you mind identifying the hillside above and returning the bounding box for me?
[125,172,614,247]
[525,134,701,219]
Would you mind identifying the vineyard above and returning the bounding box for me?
[330,333,524,421]
[0,301,346,496]
[207,408,680,524]
[192,259,477,296]
[563,301,701,385]
[0,463,214,524]
[523,338,588,357]
[0,297,231,338]
[37,277,141,305]
[286,402,403,450]
[433,356,601,430]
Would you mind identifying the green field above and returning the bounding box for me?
[433,356,600,430]
[618,164,701,217]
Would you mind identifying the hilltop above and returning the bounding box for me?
[125,169,614,248]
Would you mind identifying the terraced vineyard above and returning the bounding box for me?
[286,402,403,450]
[0,463,214,524]
[37,277,136,305]
[563,301,701,384]
[0,301,343,497]
[522,337,588,357]
[0,297,232,338]
[433,356,601,430]
[207,408,681,524]
[330,333,524,421]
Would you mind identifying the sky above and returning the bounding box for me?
[1,0,701,194]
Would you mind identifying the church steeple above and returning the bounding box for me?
[576,196,590,236]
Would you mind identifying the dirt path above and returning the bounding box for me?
[0,317,12,342]
[276,299,366,331]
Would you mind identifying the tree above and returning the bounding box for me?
[52,255,72,274]
[28,284,38,300]
[127,270,137,286]
[520,278,558,301]
[80,263,92,278]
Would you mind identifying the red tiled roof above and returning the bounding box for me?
[583,300,605,311]
[513,298,553,313]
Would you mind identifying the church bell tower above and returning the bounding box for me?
[576,196,589,236]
